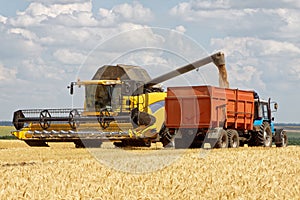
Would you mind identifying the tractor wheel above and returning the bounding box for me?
[257,122,272,147]
[227,129,239,148]
[214,129,228,148]
[275,129,288,147]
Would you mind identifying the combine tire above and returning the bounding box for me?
[254,122,272,147]
[159,125,175,147]
[274,129,288,147]
[227,129,239,148]
[214,129,228,148]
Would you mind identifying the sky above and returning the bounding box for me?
[0,0,299,123]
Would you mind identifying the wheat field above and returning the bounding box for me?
[0,140,299,200]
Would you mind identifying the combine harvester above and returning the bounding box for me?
[12,52,287,148]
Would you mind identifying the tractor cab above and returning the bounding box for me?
[253,94,278,134]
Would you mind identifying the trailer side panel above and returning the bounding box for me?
[165,86,254,131]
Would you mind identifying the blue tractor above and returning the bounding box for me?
[251,93,288,147]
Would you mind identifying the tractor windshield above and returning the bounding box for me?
[254,101,269,120]
[85,84,122,112]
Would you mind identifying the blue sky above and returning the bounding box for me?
[0,0,299,123]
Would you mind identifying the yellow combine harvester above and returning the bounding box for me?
[12,52,225,147]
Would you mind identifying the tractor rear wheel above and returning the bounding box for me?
[257,122,272,147]
[227,129,239,148]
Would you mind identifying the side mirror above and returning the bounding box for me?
[274,103,278,110]
[67,82,75,95]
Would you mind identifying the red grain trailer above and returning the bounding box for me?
[165,85,255,148]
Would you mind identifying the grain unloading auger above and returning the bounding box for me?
[12,52,226,147]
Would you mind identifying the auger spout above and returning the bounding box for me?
[145,51,228,88]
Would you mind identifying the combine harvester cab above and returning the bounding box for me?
[163,86,287,148]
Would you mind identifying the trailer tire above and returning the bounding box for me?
[257,122,272,147]
[274,129,288,147]
[227,129,239,148]
[214,129,228,148]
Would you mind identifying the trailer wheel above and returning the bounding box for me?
[214,129,228,148]
[257,122,272,147]
[227,129,239,148]
[274,129,288,147]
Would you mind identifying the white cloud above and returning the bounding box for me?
[0,64,16,82]
[211,37,300,56]
[9,14,47,27]
[17,58,66,81]
[273,8,300,40]
[113,2,153,21]
[0,28,43,60]
[22,2,91,18]
[170,1,245,21]
[53,49,86,65]
[9,1,93,27]
[170,0,300,42]
[27,0,88,4]
[210,37,300,94]
[0,15,7,24]
[175,25,186,33]
[94,25,165,54]
[184,0,231,10]
[171,3,272,22]
[98,2,153,26]
[9,28,38,41]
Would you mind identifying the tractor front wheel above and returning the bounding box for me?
[275,129,288,147]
